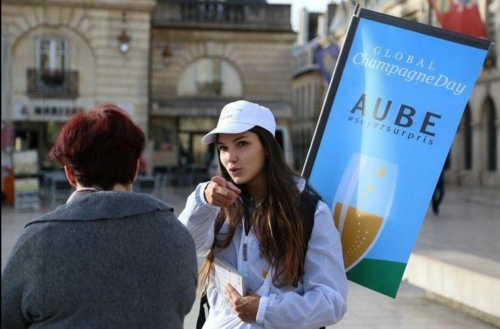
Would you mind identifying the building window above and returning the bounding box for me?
[27,36,78,98]
[462,106,473,170]
[36,36,69,73]
[197,57,222,95]
[486,98,497,171]
[177,57,242,98]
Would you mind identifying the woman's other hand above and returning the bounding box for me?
[225,284,260,323]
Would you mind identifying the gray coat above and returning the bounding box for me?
[1,191,198,329]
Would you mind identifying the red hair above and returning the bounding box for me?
[48,104,146,190]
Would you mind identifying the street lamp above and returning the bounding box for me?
[118,12,131,54]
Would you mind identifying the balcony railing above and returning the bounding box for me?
[196,80,223,96]
[153,1,292,31]
[182,2,244,24]
[27,68,79,98]
[292,45,319,77]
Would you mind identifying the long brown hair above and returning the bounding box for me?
[199,126,307,294]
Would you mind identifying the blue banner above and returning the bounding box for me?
[303,7,490,298]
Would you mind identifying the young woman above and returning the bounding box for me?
[179,100,347,329]
[2,104,198,328]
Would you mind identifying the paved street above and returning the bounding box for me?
[2,184,499,328]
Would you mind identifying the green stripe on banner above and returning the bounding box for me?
[346,258,407,298]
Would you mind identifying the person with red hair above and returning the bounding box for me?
[1,104,198,328]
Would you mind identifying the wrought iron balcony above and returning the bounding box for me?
[196,80,223,96]
[292,45,320,77]
[27,68,79,98]
[153,0,292,32]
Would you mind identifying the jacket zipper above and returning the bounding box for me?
[243,234,248,261]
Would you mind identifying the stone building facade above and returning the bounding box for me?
[1,0,155,171]
[3,0,496,187]
[149,1,296,172]
[292,0,499,187]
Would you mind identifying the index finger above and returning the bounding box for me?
[212,176,241,195]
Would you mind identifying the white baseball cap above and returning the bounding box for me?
[202,100,276,145]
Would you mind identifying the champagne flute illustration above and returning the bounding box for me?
[332,153,398,271]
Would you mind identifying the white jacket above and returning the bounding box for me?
[178,178,347,329]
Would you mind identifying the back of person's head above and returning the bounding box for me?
[49,104,145,190]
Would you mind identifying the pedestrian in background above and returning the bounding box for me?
[179,100,347,328]
[1,104,198,328]
[432,170,445,215]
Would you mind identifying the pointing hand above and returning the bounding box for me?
[204,176,241,208]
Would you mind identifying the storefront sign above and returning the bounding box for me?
[12,97,94,122]
[302,6,490,298]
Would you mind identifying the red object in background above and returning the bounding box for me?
[2,166,15,205]
[1,121,15,150]
[429,0,487,38]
